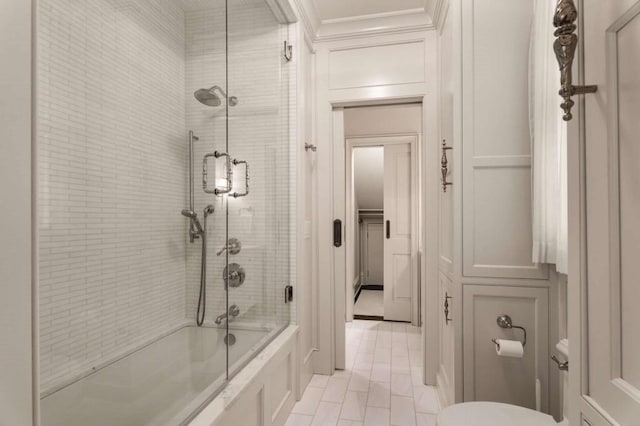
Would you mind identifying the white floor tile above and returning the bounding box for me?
[286,321,440,426]
[309,374,330,389]
[354,352,374,370]
[337,420,364,426]
[391,356,411,373]
[340,391,368,421]
[364,406,391,426]
[391,373,413,397]
[322,377,349,403]
[367,381,391,408]
[292,386,325,415]
[413,386,439,414]
[348,369,371,392]
[354,290,383,317]
[285,413,314,426]
[390,395,416,426]
[371,363,391,383]
[312,401,342,426]
[416,412,437,426]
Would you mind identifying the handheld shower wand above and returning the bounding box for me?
[181,209,204,242]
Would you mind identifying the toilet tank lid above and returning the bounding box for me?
[437,402,556,426]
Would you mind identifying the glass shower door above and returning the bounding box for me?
[225,0,291,378]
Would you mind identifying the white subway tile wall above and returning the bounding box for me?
[38,0,188,392]
[37,0,294,393]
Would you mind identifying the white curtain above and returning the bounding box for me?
[529,0,568,274]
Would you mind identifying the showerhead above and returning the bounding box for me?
[194,85,238,107]
[181,209,198,219]
[204,205,215,217]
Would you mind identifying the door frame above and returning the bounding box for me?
[344,135,420,323]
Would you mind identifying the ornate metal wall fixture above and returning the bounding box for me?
[553,0,597,121]
[444,292,452,325]
[441,140,453,192]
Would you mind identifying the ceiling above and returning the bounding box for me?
[312,0,428,22]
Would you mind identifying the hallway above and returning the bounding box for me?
[286,321,439,426]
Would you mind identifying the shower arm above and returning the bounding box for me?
[203,151,233,195]
[231,159,249,198]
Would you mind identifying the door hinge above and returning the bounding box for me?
[284,285,293,303]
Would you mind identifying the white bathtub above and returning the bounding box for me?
[41,324,284,426]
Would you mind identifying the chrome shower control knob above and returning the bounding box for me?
[223,263,246,288]
[216,238,242,256]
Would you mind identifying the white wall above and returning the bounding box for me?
[353,147,383,210]
[0,0,34,423]
[37,0,188,392]
[344,104,423,137]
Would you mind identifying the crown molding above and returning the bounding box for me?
[316,11,434,43]
[320,8,427,25]
[315,23,436,43]
[293,0,321,39]
[431,0,448,30]
[291,0,437,44]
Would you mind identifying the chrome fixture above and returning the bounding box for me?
[553,0,597,121]
[194,85,238,107]
[183,131,201,243]
[188,131,198,211]
[283,41,293,62]
[195,204,215,327]
[304,143,316,152]
[217,238,242,256]
[181,209,204,243]
[203,151,233,195]
[231,159,249,198]
[223,263,246,288]
[224,333,236,346]
[214,304,240,325]
[443,292,452,325]
[551,355,569,371]
[441,140,452,192]
[491,314,527,347]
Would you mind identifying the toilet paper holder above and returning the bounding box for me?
[491,314,527,347]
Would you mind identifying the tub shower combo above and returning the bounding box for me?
[37,1,292,424]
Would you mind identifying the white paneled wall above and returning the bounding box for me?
[37,0,188,392]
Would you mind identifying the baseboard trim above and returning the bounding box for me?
[353,314,384,321]
[354,286,363,303]
[361,284,383,291]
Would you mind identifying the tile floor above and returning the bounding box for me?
[354,290,384,317]
[285,320,440,426]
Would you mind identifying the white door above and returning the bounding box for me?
[365,223,384,285]
[383,143,413,322]
[570,0,640,424]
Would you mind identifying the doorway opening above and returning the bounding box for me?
[352,146,385,320]
[346,135,420,325]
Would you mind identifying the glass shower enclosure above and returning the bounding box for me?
[36,0,292,424]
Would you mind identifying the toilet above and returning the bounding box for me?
[437,340,570,426]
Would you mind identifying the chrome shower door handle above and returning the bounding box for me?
[231,159,249,198]
[553,0,597,121]
[203,151,233,195]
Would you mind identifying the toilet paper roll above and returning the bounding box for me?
[495,339,524,358]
